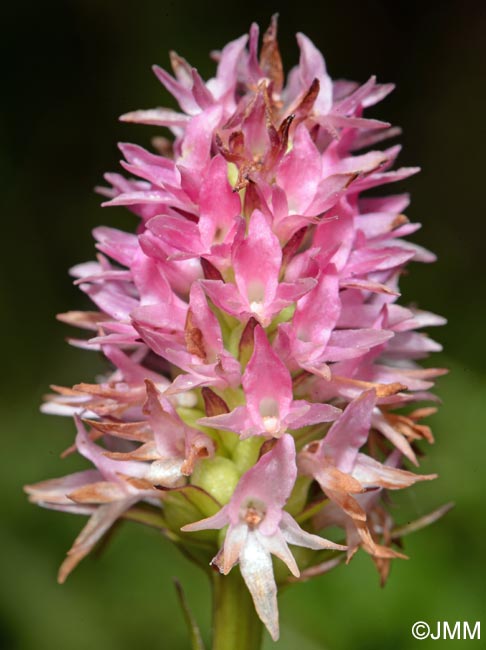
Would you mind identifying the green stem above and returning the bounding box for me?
[211,569,263,650]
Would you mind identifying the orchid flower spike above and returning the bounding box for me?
[26,15,447,648]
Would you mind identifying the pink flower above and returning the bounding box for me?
[199,325,340,438]
[299,390,436,526]
[183,434,345,640]
[202,210,315,326]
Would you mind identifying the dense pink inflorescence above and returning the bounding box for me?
[26,18,447,641]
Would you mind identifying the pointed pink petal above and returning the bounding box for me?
[277,124,321,213]
[210,34,248,98]
[152,65,199,114]
[198,155,241,249]
[352,167,420,192]
[200,279,245,318]
[80,282,138,322]
[119,143,178,187]
[181,504,230,532]
[191,68,214,109]
[93,226,138,266]
[243,326,293,432]
[179,105,223,169]
[198,405,250,435]
[146,214,203,255]
[291,264,340,351]
[383,331,442,360]
[228,434,297,534]
[324,328,393,361]
[188,282,225,357]
[102,346,167,386]
[323,390,376,473]
[286,401,341,429]
[296,33,332,114]
[306,173,357,216]
[333,76,377,114]
[273,277,316,311]
[233,211,281,323]
[143,381,185,458]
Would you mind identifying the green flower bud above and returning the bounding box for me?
[191,456,240,505]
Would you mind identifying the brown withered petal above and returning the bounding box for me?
[408,406,438,420]
[72,383,143,400]
[181,444,211,475]
[238,317,258,368]
[320,467,365,495]
[122,476,156,491]
[332,376,408,397]
[281,227,307,269]
[103,441,159,462]
[83,419,152,443]
[291,78,320,121]
[373,556,392,587]
[354,520,408,561]
[24,470,101,505]
[49,384,86,396]
[228,130,246,156]
[385,413,435,443]
[201,387,230,417]
[265,114,294,171]
[68,481,128,504]
[391,213,410,229]
[260,14,284,94]
[326,489,367,522]
[184,309,207,360]
[259,438,278,458]
[200,257,224,281]
[56,311,105,331]
[58,499,137,584]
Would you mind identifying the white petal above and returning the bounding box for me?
[258,528,300,577]
[239,531,280,641]
[280,511,347,551]
[144,459,185,487]
[221,523,248,574]
[353,453,436,489]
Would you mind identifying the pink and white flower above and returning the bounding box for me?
[183,434,346,640]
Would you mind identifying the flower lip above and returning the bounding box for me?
[247,279,266,303]
[259,396,283,434]
[240,498,267,529]
[262,415,281,435]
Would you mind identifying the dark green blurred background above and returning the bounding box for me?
[1,1,485,648]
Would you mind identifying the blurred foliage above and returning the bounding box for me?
[1,0,485,648]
